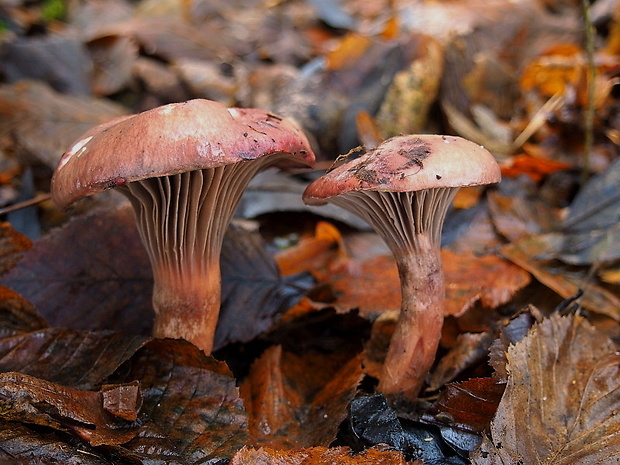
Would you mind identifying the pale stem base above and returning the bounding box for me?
[151,267,221,354]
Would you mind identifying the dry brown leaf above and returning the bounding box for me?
[472,314,620,464]
[502,236,620,321]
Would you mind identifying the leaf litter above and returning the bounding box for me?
[0,0,618,463]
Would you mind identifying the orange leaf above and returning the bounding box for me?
[325,33,372,71]
[500,153,573,182]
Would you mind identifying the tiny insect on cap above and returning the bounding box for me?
[303,134,501,204]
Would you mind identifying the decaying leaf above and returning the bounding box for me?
[110,338,248,463]
[241,345,363,449]
[0,222,32,275]
[0,204,155,337]
[217,224,314,348]
[472,314,620,464]
[230,445,408,465]
[0,328,148,390]
[502,236,620,321]
[425,379,505,439]
[0,286,47,336]
[0,372,140,446]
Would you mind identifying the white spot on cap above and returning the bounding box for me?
[58,136,93,169]
[158,105,174,115]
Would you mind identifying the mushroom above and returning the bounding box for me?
[303,134,500,402]
[52,99,315,354]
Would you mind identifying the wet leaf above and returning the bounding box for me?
[0,328,149,390]
[347,394,468,464]
[230,445,408,465]
[0,421,117,464]
[109,338,248,463]
[425,379,505,438]
[216,224,314,348]
[241,345,363,449]
[0,372,140,446]
[0,286,47,337]
[472,314,620,464]
[0,204,155,337]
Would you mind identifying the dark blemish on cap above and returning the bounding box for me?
[243,132,248,137]
[436,174,442,179]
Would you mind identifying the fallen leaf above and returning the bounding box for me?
[0,222,32,275]
[0,286,47,336]
[241,345,363,449]
[0,204,155,336]
[347,394,468,463]
[230,445,408,465]
[426,331,495,392]
[216,224,315,348]
[0,372,140,446]
[502,236,620,321]
[425,378,505,438]
[500,153,574,182]
[110,338,248,463]
[0,421,113,464]
[0,81,128,169]
[472,313,620,464]
[0,328,149,390]
[443,250,531,317]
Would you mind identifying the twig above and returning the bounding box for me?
[0,193,52,216]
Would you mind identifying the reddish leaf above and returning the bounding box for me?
[241,345,364,449]
[442,250,531,317]
[472,314,620,464]
[425,378,505,436]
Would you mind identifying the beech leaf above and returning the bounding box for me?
[241,345,364,449]
[471,314,620,464]
[0,328,149,390]
[0,372,140,446]
[109,338,248,463]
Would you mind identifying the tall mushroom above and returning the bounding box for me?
[303,134,500,402]
[52,99,315,354]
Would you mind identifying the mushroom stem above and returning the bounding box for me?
[378,235,444,402]
[151,264,221,354]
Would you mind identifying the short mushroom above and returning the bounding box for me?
[303,134,500,402]
[52,99,315,354]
